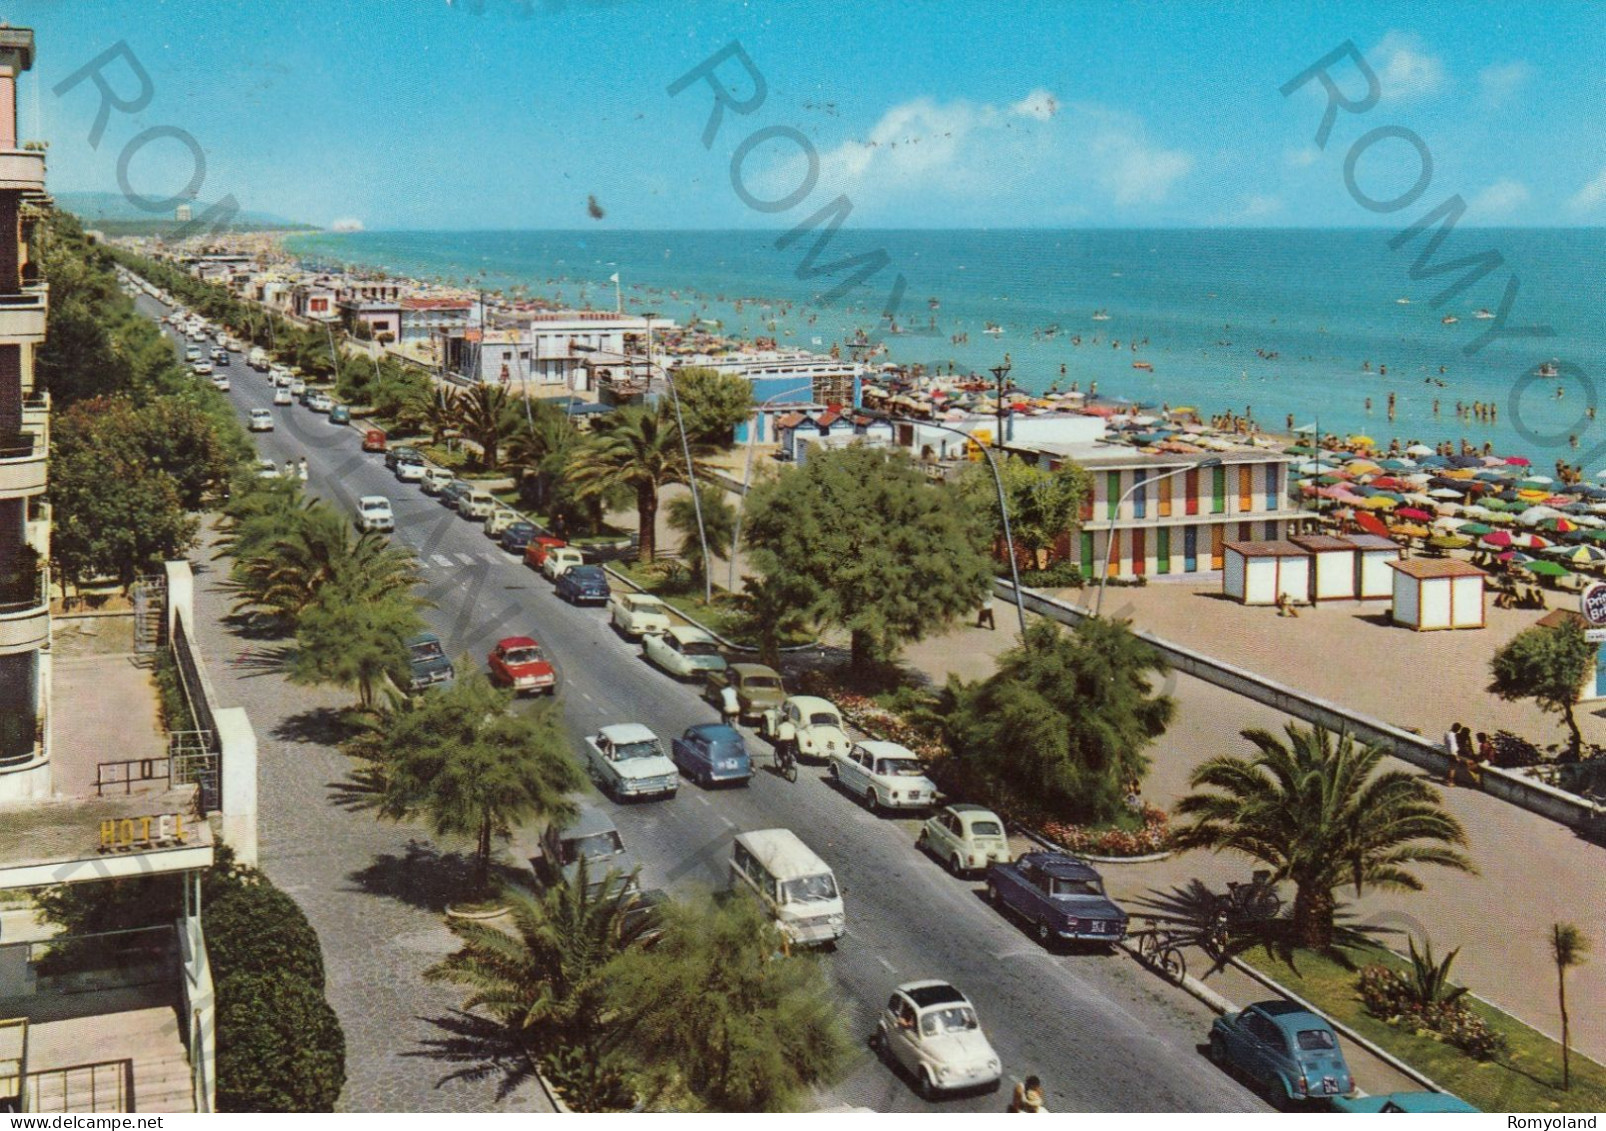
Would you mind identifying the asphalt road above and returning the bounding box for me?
[140,292,1267,1114]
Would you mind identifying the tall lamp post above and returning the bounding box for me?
[645,311,714,603]
[888,414,1030,639]
[990,355,1012,450]
[729,382,815,591]
[1094,456,1222,618]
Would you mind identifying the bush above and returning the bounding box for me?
[204,869,327,990]
[1040,805,1171,857]
[1357,964,1509,1061]
[1017,560,1085,588]
[215,970,346,1112]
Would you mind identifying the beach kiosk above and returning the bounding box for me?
[1342,534,1401,600]
[1291,534,1357,601]
[1222,540,1311,606]
[1387,558,1485,630]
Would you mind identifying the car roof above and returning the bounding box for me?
[730,663,780,677]
[666,624,715,644]
[1250,1000,1327,1027]
[599,723,658,745]
[623,591,662,604]
[899,980,969,1009]
[1020,852,1101,880]
[948,803,995,815]
[685,723,742,744]
[557,803,620,840]
[567,564,606,577]
[950,804,1002,823]
[786,695,838,714]
[496,635,538,650]
[855,739,917,759]
[734,828,830,880]
[405,632,442,647]
[358,495,390,506]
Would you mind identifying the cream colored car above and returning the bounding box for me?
[759,695,850,763]
[609,591,672,637]
[917,804,1011,877]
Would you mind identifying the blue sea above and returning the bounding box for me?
[286,228,1606,469]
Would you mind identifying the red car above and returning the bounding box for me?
[487,636,556,696]
[522,536,567,571]
[362,428,387,453]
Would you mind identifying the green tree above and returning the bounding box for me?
[743,444,992,676]
[567,404,692,563]
[1489,619,1595,757]
[454,381,520,470]
[425,867,651,1110]
[231,503,421,622]
[671,366,753,448]
[364,675,584,890]
[943,617,1174,824]
[957,455,1089,569]
[731,560,819,668]
[50,433,197,591]
[1549,923,1591,1090]
[607,895,849,1111]
[508,399,584,518]
[666,482,735,586]
[215,971,346,1112]
[1173,724,1476,949]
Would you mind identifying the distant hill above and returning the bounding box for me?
[55,191,310,229]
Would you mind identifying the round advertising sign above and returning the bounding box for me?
[1580,580,1606,627]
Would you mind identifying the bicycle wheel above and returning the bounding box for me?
[1136,932,1159,963]
[1160,946,1187,985]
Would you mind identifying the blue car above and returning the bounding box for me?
[1331,1092,1478,1113]
[1209,1000,1353,1102]
[555,564,611,604]
[984,852,1127,947]
[670,723,752,788]
[500,521,538,554]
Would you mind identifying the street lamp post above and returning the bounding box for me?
[645,312,714,603]
[1094,456,1222,618]
[889,414,1030,639]
[729,382,816,591]
[990,355,1012,450]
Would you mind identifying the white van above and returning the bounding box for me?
[730,829,845,948]
[248,347,269,371]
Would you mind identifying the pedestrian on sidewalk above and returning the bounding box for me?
[976,601,996,630]
[1009,1075,1044,1112]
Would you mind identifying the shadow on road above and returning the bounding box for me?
[344,840,509,913]
[407,1009,540,1102]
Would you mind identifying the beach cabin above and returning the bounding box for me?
[1222,540,1311,606]
[1291,535,1357,601]
[1387,558,1485,631]
[1343,534,1403,599]
[853,415,894,445]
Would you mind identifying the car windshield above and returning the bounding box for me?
[562,830,623,864]
[409,640,445,661]
[920,1006,979,1037]
[614,740,661,762]
[682,640,721,656]
[876,758,926,777]
[744,676,782,690]
[628,597,661,612]
[969,819,1004,837]
[502,646,543,666]
[808,712,841,728]
[780,873,838,904]
[1049,877,1105,898]
[507,524,534,537]
[362,502,388,513]
[1296,1028,1338,1052]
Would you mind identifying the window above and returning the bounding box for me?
[1131,527,1146,576]
[1081,531,1095,577]
[1157,527,1171,573]
[1133,470,1148,519]
[1211,466,1227,514]
[1238,464,1253,511]
[1185,468,1200,515]
[1158,473,1173,517]
[1106,471,1122,520]
[1265,464,1279,511]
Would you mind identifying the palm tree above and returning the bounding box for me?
[425,865,649,1110]
[1173,724,1475,949]
[368,675,583,891]
[288,585,423,711]
[666,483,735,587]
[409,384,461,448]
[1549,922,1591,1090]
[566,405,692,564]
[507,399,581,512]
[231,503,421,621]
[454,382,520,471]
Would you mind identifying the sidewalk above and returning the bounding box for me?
[901,593,1606,1067]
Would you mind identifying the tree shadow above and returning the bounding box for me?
[219,609,292,642]
[406,1008,539,1102]
[271,705,359,746]
[343,840,528,913]
[219,642,295,677]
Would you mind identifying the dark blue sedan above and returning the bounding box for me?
[985,852,1127,947]
[500,521,539,554]
[670,724,752,787]
[554,564,611,604]
[1209,1000,1353,1102]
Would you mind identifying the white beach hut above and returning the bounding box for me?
[1387,558,1485,631]
[1223,541,1312,606]
[1290,534,1357,601]
[1341,534,1401,600]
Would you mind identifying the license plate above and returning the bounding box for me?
[1091,921,1105,933]
[1322,1078,1338,1094]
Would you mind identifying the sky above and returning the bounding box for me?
[10,0,1606,230]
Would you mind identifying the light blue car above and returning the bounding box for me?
[1209,1000,1353,1101]
[670,723,752,788]
[1331,1091,1479,1113]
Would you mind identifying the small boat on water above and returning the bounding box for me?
[1538,361,1560,378]
[1441,315,1458,324]
[1132,361,1154,371]
[1395,297,1412,305]
[1474,309,1495,319]
[983,323,1004,336]
[1091,310,1111,321]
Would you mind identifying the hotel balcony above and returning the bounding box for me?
[0,148,45,194]
[0,431,44,499]
[0,561,47,654]
[0,286,46,343]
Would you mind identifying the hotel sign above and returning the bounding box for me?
[98,813,190,854]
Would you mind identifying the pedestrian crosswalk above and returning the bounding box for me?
[413,549,512,570]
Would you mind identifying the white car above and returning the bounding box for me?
[289,379,306,396]
[421,466,455,496]
[255,457,281,479]
[307,392,334,413]
[184,347,202,362]
[272,386,293,406]
[608,591,671,637]
[917,804,1011,877]
[759,695,850,763]
[643,624,727,681]
[211,374,231,392]
[191,361,214,376]
[355,496,395,533]
[875,981,1002,1098]
[395,458,428,483]
[248,409,274,432]
[540,545,584,580]
[829,740,938,813]
[583,723,678,801]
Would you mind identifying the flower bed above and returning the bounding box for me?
[1039,805,1172,857]
[1358,963,1508,1061]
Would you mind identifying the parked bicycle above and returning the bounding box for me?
[1203,870,1283,957]
[1132,919,1188,985]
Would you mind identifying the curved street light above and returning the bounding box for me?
[729,382,816,591]
[1093,456,1222,618]
[644,312,713,603]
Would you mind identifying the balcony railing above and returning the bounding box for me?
[0,149,46,194]
[0,289,46,342]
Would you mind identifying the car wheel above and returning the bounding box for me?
[867,788,881,814]
[1208,1033,1228,1067]
[949,854,965,877]
[1036,920,1052,945]
[915,829,928,852]
[917,1067,939,1101]
[987,883,1004,909]
[828,762,839,781]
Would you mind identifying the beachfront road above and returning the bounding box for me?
[145,298,1266,1114]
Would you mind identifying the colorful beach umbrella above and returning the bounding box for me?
[1498,551,1533,564]
[1538,517,1580,534]
[1521,559,1571,578]
[1406,444,1434,456]
[1396,507,1434,521]
[1506,456,1532,466]
[1544,544,1606,564]
[1429,535,1473,550]
[1458,522,1496,536]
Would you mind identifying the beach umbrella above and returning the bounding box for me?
[1481,531,1514,548]
[1458,522,1495,536]
[1499,550,1533,564]
[1518,476,1555,488]
[1429,534,1473,551]
[1291,422,1318,434]
[1521,559,1571,578]
[1390,523,1431,539]
[1406,443,1434,456]
[1517,505,1562,526]
[1355,511,1391,538]
[1428,487,1465,499]
[1448,454,1483,468]
[1396,507,1434,521]
[1582,529,1606,544]
[1379,459,1416,471]
[1359,496,1398,510]
[1349,434,1376,447]
[1538,517,1580,534]
[1505,455,1532,466]
[1545,544,1606,564]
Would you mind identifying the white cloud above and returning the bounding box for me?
[1568,166,1606,215]
[1478,60,1530,105]
[1235,194,1284,221]
[1082,110,1193,205]
[1011,88,1059,121]
[1284,146,1320,169]
[1372,31,1445,102]
[1467,179,1529,217]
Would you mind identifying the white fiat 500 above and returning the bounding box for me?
[875,980,1002,1098]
